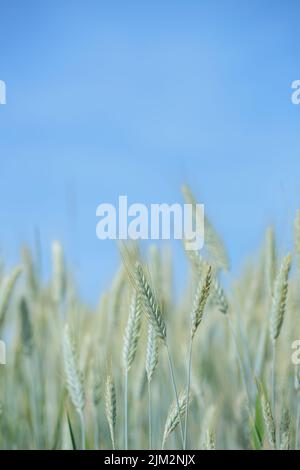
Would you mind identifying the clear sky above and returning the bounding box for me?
[0,1,300,303]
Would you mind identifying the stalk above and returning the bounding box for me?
[184,336,193,449]
[227,315,252,407]
[296,399,300,449]
[124,370,128,450]
[166,344,184,447]
[93,412,99,449]
[146,325,158,450]
[105,374,116,450]
[79,410,86,450]
[271,341,276,413]
[148,381,152,450]
[226,315,264,447]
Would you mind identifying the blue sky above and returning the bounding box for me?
[0,1,300,302]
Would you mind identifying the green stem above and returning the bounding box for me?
[79,410,86,450]
[227,316,252,406]
[124,369,128,450]
[296,398,300,449]
[184,336,193,450]
[93,412,99,449]
[271,341,276,414]
[226,316,262,446]
[148,380,152,450]
[166,344,184,448]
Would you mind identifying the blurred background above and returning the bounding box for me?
[0,0,299,303]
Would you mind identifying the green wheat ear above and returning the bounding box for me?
[162,391,190,448]
[270,254,291,341]
[63,324,85,414]
[184,247,228,314]
[280,407,291,450]
[203,429,216,450]
[256,379,276,449]
[105,373,117,450]
[134,263,167,342]
[191,265,212,339]
[181,184,230,271]
[122,291,142,372]
[146,324,159,383]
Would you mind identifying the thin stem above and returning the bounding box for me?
[254,318,268,377]
[271,341,276,413]
[148,380,152,450]
[227,316,252,406]
[166,343,184,448]
[296,398,300,449]
[184,336,193,450]
[124,369,128,450]
[93,412,99,449]
[79,410,86,450]
[226,316,262,446]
